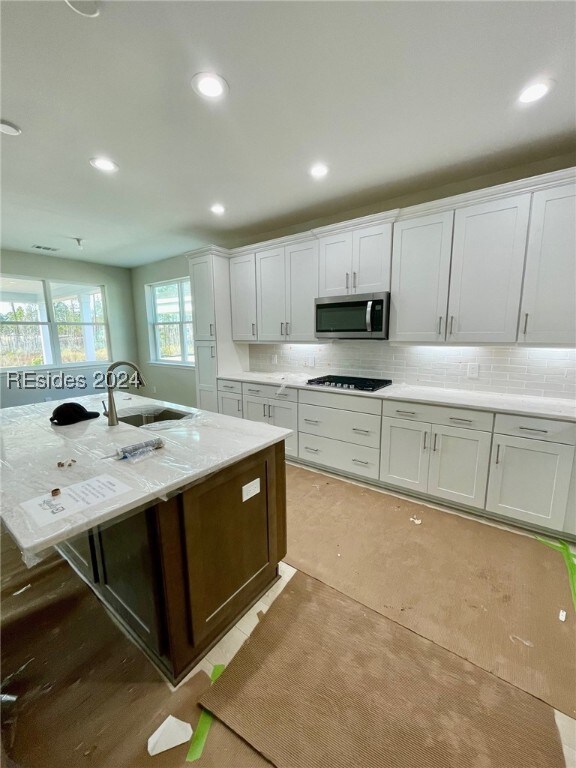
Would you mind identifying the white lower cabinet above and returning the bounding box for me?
[194,341,218,412]
[379,417,491,509]
[486,434,574,529]
[218,391,243,418]
[243,394,298,457]
[298,432,380,480]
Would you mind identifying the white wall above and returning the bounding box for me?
[130,254,197,407]
[1,249,138,407]
[249,343,576,400]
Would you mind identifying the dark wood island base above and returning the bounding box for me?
[58,442,287,684]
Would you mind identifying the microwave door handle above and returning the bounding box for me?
[366,300,373,332]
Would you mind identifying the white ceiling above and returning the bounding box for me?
[1,1,575,267]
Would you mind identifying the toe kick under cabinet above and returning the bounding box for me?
[379,401,494,509]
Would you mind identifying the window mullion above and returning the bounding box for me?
[178,280,186,362]
[43,280,61,366]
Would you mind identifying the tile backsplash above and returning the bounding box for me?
[249,343,576,400]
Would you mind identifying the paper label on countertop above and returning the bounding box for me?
[20,474,133,527]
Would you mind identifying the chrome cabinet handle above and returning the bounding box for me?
[252,323,256,336]
[305,446,319,453]
[276,392,289,397]
[263,403,267,417]
[210,346,215,358]
[352,428,370,434]
[433,433,438,452]
[519,426,548,434]
[450,316,455,335]
[209,323,214,336]
[396,410,416,416]
[345,272,350,290]
[237,400,241,412]
[352,458,369,465]
[523,313,529,335]
[268,404,273,418]
[304,418,319,424]
[449,417,472,424]
[438,316,443,335]
[423,432,428,450]
[248,388,261,393]
[280,322,285,335]
[353,272,357,289]
[286,322,290,335]
[495,444,501,464]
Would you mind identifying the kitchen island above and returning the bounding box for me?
[0,394,290,683]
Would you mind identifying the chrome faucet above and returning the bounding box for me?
[103,360,147,426]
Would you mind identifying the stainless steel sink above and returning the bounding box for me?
[117,408,189,427]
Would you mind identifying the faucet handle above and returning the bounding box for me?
[101,400,109,417]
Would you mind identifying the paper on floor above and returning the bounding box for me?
[147,715,193,756]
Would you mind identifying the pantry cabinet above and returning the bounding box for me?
[256,240,318,342]
[390,211,454,342]
[318,223,392,297]
[230,253,257,341]
[447,194,531,342]
[486,435,574,529]
[194,341,217,412]
[519,183,576,344]
[189,254,216,341]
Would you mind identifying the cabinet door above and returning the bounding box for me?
[189,255,215,340]
[230,253,257,341]
[447,194,530,342]
[194,341,218,412]
[242,395,269,424]
[318,233,353,296]
[269,399,298,457]
[380,417,430,492]
[390,212,453,342]
[218,391,243,418]
[520,184,576,344]
[285,240,318,341]
[486,435,574,530]
[352,223,392,294]
[427,425,491,509]
[58,530,98,584]
[256,247,287,341]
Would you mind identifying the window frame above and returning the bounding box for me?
[0,274,112,370]
[147,278,195,367]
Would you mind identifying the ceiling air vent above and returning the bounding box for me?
[31,245,59,252]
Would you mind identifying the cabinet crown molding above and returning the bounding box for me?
[231,231,313,257]
[185,245,231,260]
[311,209,401,237]
[396,167,576,221]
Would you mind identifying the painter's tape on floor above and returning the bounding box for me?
[538,537,576,613]
[186,664,226,762]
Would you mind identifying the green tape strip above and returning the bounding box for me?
[537,536,576,613]
[186,664,226,762]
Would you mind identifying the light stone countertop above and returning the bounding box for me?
[0,393,291,563]
[218,371,576,421]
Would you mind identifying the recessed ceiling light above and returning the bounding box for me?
[90,156,119,173]
[518,81,550,104]
[0,120,22,136]
[210,203,225,216]
[64,1,100,18]
[310,162,329,180]
[191,73,229,100]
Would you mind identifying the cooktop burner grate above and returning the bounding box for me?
[306,375,393,392]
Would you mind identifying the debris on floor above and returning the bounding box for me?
[147,715,193,756]
[409,516,422,525]
[509,635,534,647]
[12,584,31,596]
[559,609,567,622]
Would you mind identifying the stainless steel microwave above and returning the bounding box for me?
[314,292,390,339]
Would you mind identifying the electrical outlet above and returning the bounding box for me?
[307,355,315,368]
[467,363,479,379]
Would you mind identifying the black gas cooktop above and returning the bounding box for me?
[306,375,393,392]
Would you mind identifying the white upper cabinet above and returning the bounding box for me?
[285,239,319,341]
[519,183,576,344]
[390,212,454,342]
[256,247,287,341]
[318,233,353,296]
[447,194,531,343]
[352,223,392,294]
[230,253,257,341]
[189,255,215,340]
[318,223,392,297]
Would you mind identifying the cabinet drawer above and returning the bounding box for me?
[241,382,298,401]
[299,388,381,415]
[381,400,493,431]
[494,414,576,445]
[218,379,242,394]
[299,403,381,448]
[298,433,380,480]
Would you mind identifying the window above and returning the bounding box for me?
[0,277,110,368]
[148,279,194,365]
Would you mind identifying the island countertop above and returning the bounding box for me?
[0,394,291,563]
